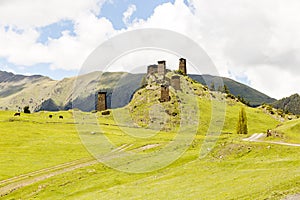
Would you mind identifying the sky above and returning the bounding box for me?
[0,0,299,99]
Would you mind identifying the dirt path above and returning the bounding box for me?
[282,194,300,200]
[243,133,300,147]
[0,143,160,197]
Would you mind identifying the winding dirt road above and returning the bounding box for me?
[0,143,160,197]
[243,133,300,147]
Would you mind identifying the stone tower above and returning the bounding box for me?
[160,85,170,102]
[179,58,187,75]
[147,65,158,76]
[171,75,181,90]
[97,92,107,111]
[157,61,166,76]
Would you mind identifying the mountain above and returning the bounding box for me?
[272,93,300,115]
[0,70,144,112]
[0,70,276,112]
[189,74,276,106]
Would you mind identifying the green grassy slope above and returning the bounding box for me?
[0,111,91,180]
[272,119,300,143]
[189,74,276,106]
[1,72,299,199]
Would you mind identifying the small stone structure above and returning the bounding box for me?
[97,92,107,111]
[160,85,170,102]
[179,58,187,75]
[171,75,181,90]
[158,61,166,76]
[147,65,158,76]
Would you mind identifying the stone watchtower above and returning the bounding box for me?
[96,92,107,111]
[147,65,158,76]
[171,75,181,90]
[160,85,170,102]
[179,58,187,75]
[157,61,166,76]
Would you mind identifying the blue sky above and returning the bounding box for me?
[99,0,176,30]
[37,20,76,44]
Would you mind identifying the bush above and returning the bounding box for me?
[227,94,236,99]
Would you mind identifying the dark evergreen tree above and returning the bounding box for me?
[236,107,248,134]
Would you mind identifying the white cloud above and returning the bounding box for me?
[47,13,115,70]
[122,4,137,26]
[126,0,300,98]
[0,0,299,98]
[0,0,104,28]
[246,65,300,99]
[0,0,115,70]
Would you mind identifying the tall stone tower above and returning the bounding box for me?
[157,60,166,76]
[179,58,187,75]
[160,85,170,102]
[171,75,181,90]
[97,92,107,111]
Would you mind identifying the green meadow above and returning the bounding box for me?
[0,77,299,199]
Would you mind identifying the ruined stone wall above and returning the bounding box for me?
[179,58,187,75]
[160,85,170,102]
[147,65,158,75]
[171,75,181,90]
[97,92,107,111]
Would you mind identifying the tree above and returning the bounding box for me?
[210,82,215,91]
[24,106,31,114]
[236,107,248,134]
[223,85,230,94]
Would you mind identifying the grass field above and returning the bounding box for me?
[0,77,299,199]
[272,119,300,143]
[0,111,91,180]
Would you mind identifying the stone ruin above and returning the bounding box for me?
[160,85,170,102]
[96,92,107,111]
[147,64,158,75]
[179,58,187,75]
[171,75,181,91]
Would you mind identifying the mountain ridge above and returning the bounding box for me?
[272,93,300,115]
[0,70,278,111]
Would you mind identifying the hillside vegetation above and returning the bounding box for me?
[2,71,298,199]
[272,93,300,115]
[190,74,276,106]
[1,69,299,199]
[272,119,300,143]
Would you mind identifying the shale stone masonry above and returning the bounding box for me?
[96,92,107,111]
[147,65,158,76]
[171,75,181,90]
[160,85,170,102]
[179,58,187,75]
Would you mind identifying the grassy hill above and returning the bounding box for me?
[272,119,300,143]
[2,72,300,199]
[190,74,276,106]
